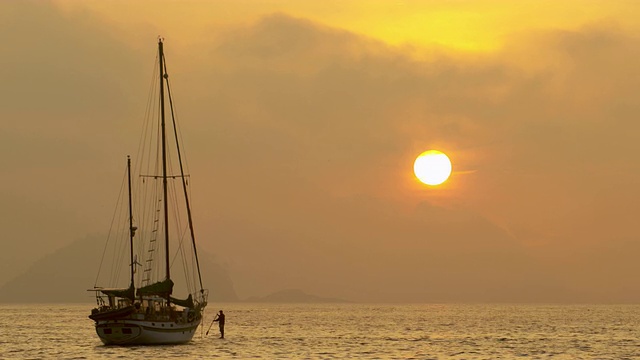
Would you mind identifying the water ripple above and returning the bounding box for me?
[2,303,640,359]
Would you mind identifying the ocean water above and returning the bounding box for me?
[1,303,639,359]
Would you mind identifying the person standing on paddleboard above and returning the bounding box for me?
[213,310,225,339]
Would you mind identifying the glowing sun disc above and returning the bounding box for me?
[414,150,452,186]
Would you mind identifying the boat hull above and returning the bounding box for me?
[95,318,201,345]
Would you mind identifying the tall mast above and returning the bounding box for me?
[127,155,135,296]
[158,38,171,283]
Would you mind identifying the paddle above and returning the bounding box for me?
[206,315,218,336]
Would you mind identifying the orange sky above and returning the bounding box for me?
[2,0,640,302]
[53,0,640,52]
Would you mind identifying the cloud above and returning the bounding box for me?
[3,4,640,302]
[188,15,640,301]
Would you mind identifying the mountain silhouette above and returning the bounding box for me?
[0,235,238,303]
[243,289,349,303]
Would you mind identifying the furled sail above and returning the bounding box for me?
[99,283,135,301]
[170,294,194,308]
[136,278,174,297]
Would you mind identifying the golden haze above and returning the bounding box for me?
[1,1,639,303]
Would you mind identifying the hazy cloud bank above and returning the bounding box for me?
[2,2,640,302]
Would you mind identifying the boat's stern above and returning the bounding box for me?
[95,323,143,345]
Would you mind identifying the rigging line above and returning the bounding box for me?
[109,194,128,286]
[141,80,159,192]
[142,186,163,285]
[163,73,191,173]
[114,220,130,286]
[110,176,129,285]
[150,186,163,283]
[165,131,195,295]
[163,60,205,292]
[164,75,197,289]
[112,189,132,286]
[135,176,146,286]
[137,55,160,202]
[137,82,164,285]
[162,169,195,295]
[132,179,148,287]
[141,183,157,285]
[138,143,161,282]
[167,221,188,267]
[130,178,147,288]
[94,163,128,287]
[135,53,160,177]
[134,226,145,286]
[169,194,192,285]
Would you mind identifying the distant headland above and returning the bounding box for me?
[242,289,350,303]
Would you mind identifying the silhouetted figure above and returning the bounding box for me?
[213,310,225,338]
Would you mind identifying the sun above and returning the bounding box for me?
[413,150,452,186]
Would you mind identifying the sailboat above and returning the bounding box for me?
[88,38,208,345]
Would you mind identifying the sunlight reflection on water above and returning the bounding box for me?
[1,303,640,359]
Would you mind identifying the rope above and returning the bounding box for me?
[93,163,128,287]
